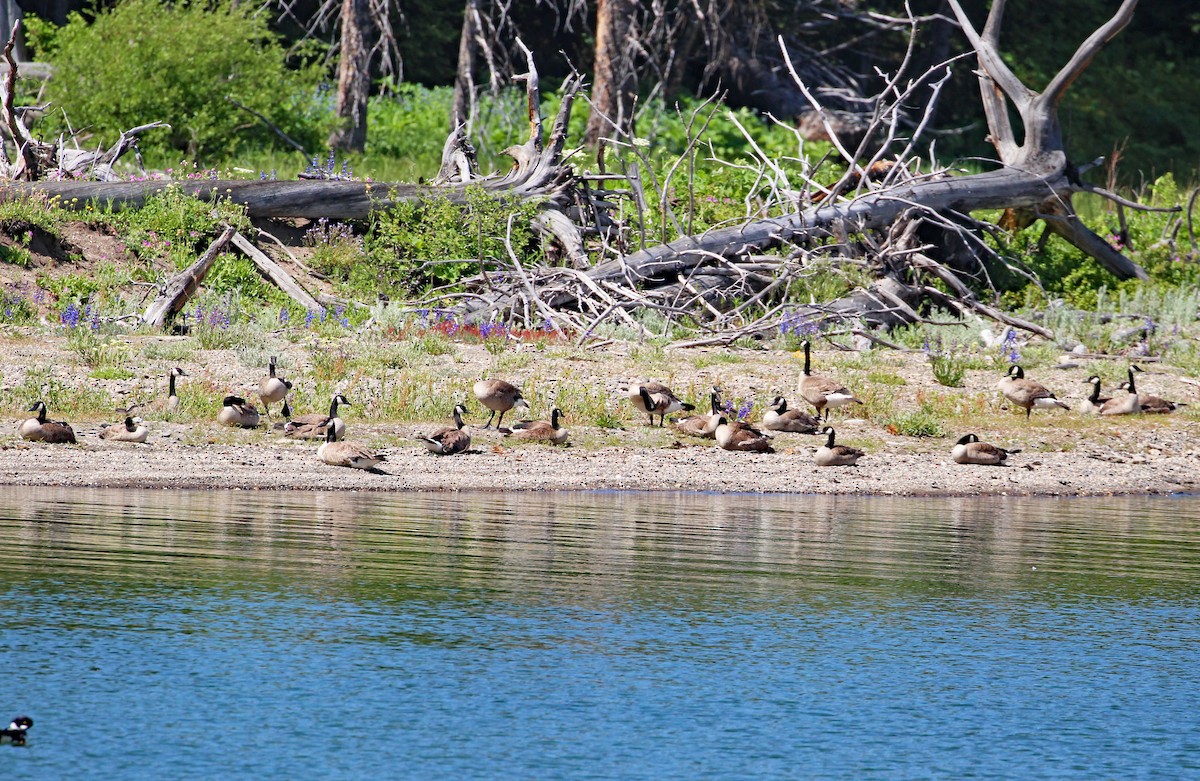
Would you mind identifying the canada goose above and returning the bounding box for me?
[99,415,149,443]
[1139,394,1187,414]
[18,401,76,443]
[259,356,291,418]
[815,426,864,466]
[714,416,774,452]
[317,426,386,471]
[417,404,472,454]
[1127,365,1187,413]
[505,407,569,445]
[217,395,261,428]
[1,716,32,746]
[1079,375,1111,415]
[797,340,862,420]
[1099,381,1140,416]
[473,379,528,429]
[762,395,821,433]
[630,382,694,426]
[166,367,186,411]
[673,387,721,438]
[950,433,1019,465]
[283,394,350,441]
[997,365,1069,418]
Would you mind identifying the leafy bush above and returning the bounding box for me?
[364,186,541,295]
[115,184,251,269]
[46,0,330,161]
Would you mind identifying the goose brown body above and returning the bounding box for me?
[505,408,569,445]
[997,365,1069,418]
[258,356,291,417]
[284,394,350,440]
[673,388,721,438]
[762,395,821,433]
[814,426,864,466]
[18,401,76,443]
[630,382,694,426]
[217,395,261,428]
[418,404,472,454]
[100,415,149,443]
[317,427,386,470]
[950,433,1018,465]
[797,341,861,420]
[714,416,773,452]
[473,379,528,429]
[1099,366,1142,416]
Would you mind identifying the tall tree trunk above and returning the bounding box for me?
[584,0,637,146]
[450,0,480,131]
[328,0,371,153]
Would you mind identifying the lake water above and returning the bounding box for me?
[2,487,1199,779]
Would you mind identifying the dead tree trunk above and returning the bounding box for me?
[450,0,481,131]
[584,0,637,146]
[328,0,371,153]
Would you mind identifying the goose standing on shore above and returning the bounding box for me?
[474,379,528,429]
[762,395,821,434]
[217,395,261,428]
[505,407,569,445]
[950,433,1018,465]
[417,404,472,454]
[259,356,291,419]
[798,341,862,420]
[630,382,694,427]
[284,394,351,440]
[714,416,774,452]
[814,426,864,466]
[18,401,76,443]
[997,365,1069,418]
[317,426,386,471]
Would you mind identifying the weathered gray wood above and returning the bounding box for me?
[141,225,236,327]
[230,230,322,312]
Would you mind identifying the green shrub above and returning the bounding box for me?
[46,0,330,161]
[364,186,542,295]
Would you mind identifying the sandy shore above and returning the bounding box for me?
[2,327,1198,497]
[2,424,1196,496]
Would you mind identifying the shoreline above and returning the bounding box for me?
[3,432,1196,497]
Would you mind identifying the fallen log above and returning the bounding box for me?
[142,226,237,328]
[229,231,322,312]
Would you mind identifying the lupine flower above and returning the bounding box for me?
[61,302,81,329]
[279,307,290,325]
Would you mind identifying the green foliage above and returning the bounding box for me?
[928,354,967,389]
[364,186,542,295]
[1,366,113,419]
[884,402,945,438]
[0,285,39,324]
[115,184,251,268]
[46,0,330,161]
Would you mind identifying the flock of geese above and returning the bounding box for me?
[14,341,1188,472]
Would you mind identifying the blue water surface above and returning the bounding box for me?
[2,489,1198,780]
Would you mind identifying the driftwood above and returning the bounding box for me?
[229,231,322,311]
[425,2,1167,348]
[0,23,167,181]
[141,226,237,328]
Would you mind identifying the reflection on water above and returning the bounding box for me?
[2,488,1199,779]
